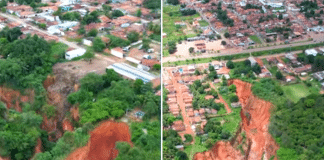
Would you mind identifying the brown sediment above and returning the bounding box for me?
[194,79,279,160]
[0,87,32,112]
[66,121,132,160]
[62,118,74,132]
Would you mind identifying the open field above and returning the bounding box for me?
[163,5,200,56]
[249,35,262,44]
[184,137,208,160]
[282,83,311,103]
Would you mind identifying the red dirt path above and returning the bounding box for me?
[66,121,131,160]
[168,69,195,140]
[194,79,278,160]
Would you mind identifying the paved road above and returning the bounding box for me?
[163,38,324,63]
[0,13,118,64]
[0,13,82,49]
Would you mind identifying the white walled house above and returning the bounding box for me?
[111,47,124,58]
[65,48,86,60]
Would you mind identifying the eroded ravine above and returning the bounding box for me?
[194,79,278,160]
[66,121,132,160]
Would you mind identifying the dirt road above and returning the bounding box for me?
[167,69,195,139]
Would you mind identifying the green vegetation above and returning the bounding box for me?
[190,80,223,110]
[163,5,200,56]
[143,0,161,9]
[198,20,209,27]
[184,137,208,160]
[115,121,161,159]
[81,11,100,25]
[163,129,183,159]
[0,105,43,160]
[282,83,312,103]
[60,12,81,21]
[249,35,262,44]
[106,35,131,48]
[269,94,324,160]
[213,2,234,27]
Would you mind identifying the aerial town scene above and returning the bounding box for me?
[0,0,161,159]
[163,0,324,160]
[1,0,324,159]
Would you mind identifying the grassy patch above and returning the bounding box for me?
[50,42,68,60]
[199,20,209,27]
[249,35,262,44]
[163,5,200,56]
[282,83,311,103]
[184,136,208,160]
[218,107,241,134]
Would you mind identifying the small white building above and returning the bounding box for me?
[248,57,257,66]
[111,47,124,58]
[305,49,318,56]
[83,39,92,46]
[65,48,86,60]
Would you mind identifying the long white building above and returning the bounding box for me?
[107,63,157,83]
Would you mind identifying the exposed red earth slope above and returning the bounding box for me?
[0,87,31,112]
[66,121,132,160]
[194,79,278,160]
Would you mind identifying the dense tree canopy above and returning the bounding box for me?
[270,94,324,159]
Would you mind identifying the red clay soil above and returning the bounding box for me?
[70,106,80,121]
[62,118,74,132]
[0,87,31,112]
[209,82,232,113]
[34,138,43,155]
[194,79,278,160]
[168,69,195,140]
[66,121,132,160]
[41,115,63,141]
[0,156,10,160]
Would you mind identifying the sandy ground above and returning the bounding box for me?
[53,56,119,80]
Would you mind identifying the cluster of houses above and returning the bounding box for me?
[179,0,324,47]
[165,63,231,136]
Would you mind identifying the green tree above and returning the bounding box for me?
[275,71,283,80]
[226,60,234,69]
[184,134,193,142]
[221,40,227,45]
[77,26,86,35]
[229,84,236,92]
[153,64,161,71]
[136,9,142,17]
[93,37,105,52]
[83,50,95,63]
[168,41,177,54]
[102,69,122,88]
[224,32,230,38]
[278,13,283,20]
[87,29,98,37]
[112,10,124,18]
[229,94,239,102]
[80,73,105,94]
[189,47,194,53]
[167,0,179,5]
[127,31,140,43]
